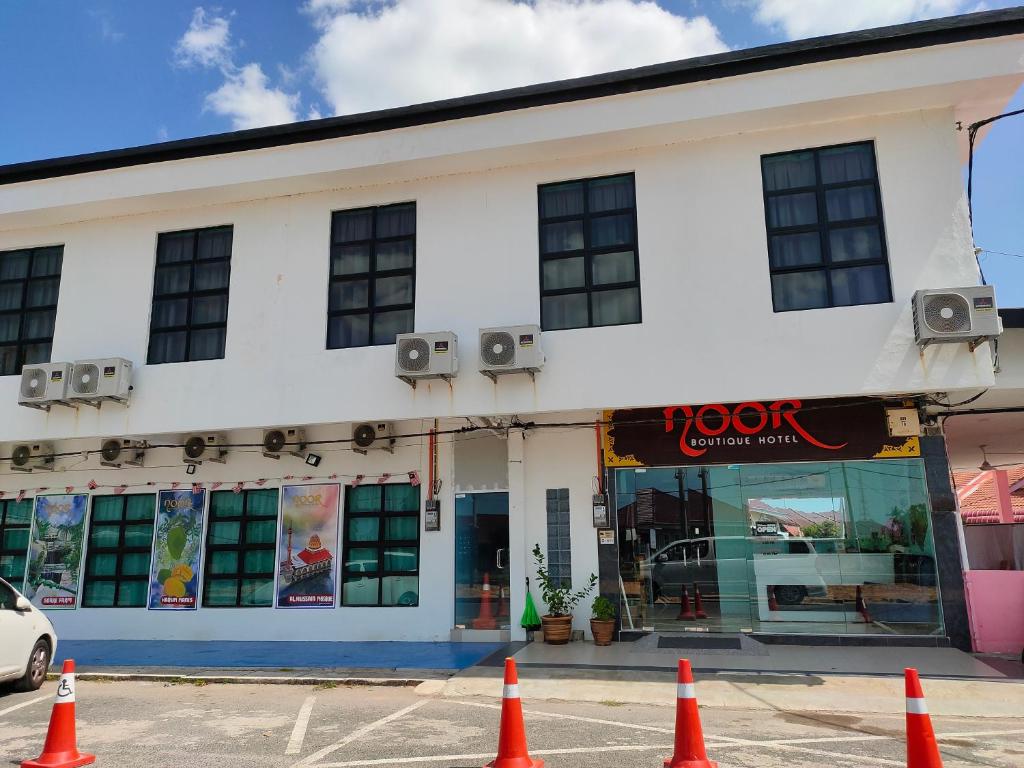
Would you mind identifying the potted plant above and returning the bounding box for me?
[590,595,616,646]
[532,544,596,644]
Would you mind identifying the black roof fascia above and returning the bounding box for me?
[999,308,1024,328]
[2,8,1023,186]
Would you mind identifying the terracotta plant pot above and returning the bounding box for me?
[590,618,616,646]
[541,614,573,645]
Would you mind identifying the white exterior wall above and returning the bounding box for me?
[0,108,995,444]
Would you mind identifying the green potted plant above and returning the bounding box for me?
[590,595,616,646]
[532,544,596,644]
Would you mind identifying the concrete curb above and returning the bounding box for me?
[47,671,427,687]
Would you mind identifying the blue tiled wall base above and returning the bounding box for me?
[53,640,504,670]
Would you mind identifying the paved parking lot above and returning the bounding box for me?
[1,679,1022,768]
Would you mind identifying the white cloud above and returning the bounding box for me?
[205,63,301,130]
[175,7,232,68]
[174,7,299,129]
[750,0,971,39]
[305,0,728,116]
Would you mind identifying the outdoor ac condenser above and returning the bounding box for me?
[912,285,1002,349]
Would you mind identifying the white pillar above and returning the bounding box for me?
[507,428,527,641]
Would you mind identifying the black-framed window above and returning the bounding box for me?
[545,489,572,588]
[0,245,62,376]
[328,203,416,348]
[0,499,33,587]
[538,173,641,331]
[761,141,892,312]
[341,483,420,607]
[148,226,232,364]
[202,489,278,607]
[82,494,156,607]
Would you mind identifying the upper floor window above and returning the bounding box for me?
[148,226,232,364]
[0,246,63,376]
[328,203,416,348]
[761,142,892,312]
[538,173,641,331]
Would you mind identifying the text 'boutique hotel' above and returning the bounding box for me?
[0,10,1021,652]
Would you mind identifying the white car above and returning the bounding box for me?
[0,577,57,691]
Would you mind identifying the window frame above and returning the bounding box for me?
[147,225,233,364]
[760,140,893,312]
[0,245,63,377]
[341,483,421,607]
[201,488,279,608]
[81,494,156,608]
[327,202,417,349]
[537,172,642,331]
[0,499,34,588]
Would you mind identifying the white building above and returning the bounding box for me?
[0,10,1021,653]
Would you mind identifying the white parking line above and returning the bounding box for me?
[292,699,430,768]
[0,693,50,719]
[315,743,674,767]
[448,698,676,734]
[285,695,317,755]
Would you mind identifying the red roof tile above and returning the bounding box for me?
[952,466,1024,523]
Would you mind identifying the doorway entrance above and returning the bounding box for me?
[454,492,511,630]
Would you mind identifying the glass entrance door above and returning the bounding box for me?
[454,492,510,630]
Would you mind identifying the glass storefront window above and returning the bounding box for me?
[614,459,943,637]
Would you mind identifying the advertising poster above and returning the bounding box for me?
[25,494,89,609]
[276,484,339,608]
[148,489,206,610]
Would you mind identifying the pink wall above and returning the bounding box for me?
[964,570,1024,653]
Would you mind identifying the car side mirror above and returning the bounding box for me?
[655,553,668,563]
[15,596,32,612]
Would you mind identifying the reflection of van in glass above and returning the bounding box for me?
[645,537,829,606]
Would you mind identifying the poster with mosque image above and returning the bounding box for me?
[148,489,205,610]
[25,494,89,609]
[276,484,340,608]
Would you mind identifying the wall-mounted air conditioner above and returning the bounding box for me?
[395,331,458,387]
[912,286,1002,350]
[69,358,133,405]
[10,442,55,472]
[100,438,147,468]
[352,422,394,454]
[183,434,227,464]
[18,363,72,410]
[262,428,306,459]
[478,324,545,380]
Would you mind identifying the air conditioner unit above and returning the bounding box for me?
[395,331,458,387]
[99,438,147,468]
[10,442,55,472]
[262,427,306,459]
[182,434,227,464]
[69,358,132,405]
[479,324,545,380]
[912,286,1002,350]
[352,422,394,454]
[18,362,72,410]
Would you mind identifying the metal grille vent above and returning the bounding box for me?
[101,439,123,463]
[481,331,516,367]
[72,363,101,394]
[184,436,208,460]
[263,430,286,453]
[397,337,430,372]
[20,369,48,399]
[923,293,971,334]
[11,445,31,467]
[353,424,377,448]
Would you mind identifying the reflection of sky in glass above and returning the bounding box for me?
[758,497,845,516]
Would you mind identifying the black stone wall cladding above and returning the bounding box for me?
[1,9,1022,185]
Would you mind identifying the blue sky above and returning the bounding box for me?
[0,1,1020,304]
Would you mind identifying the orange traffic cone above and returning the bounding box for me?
[664,659,717,768]
[767,585,779,612]
[692,584,708,620]
[473,572,498,629]
[676,585,695,621]
[855,586,872,624]
[22,659,95,768]
[486,658,543,768]
[906,668,943,768]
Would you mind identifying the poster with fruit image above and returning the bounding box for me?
[276,484,339,608]
[148,489,206,610]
